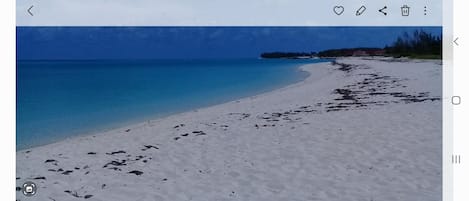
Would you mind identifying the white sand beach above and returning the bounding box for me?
[16,57,442,201]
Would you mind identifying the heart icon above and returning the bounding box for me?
[333,6,344,15]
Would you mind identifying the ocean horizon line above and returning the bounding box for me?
[17,57,269,62]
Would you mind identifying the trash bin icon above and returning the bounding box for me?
[401,5,410,16]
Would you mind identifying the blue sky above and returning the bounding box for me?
[17,27,441,60]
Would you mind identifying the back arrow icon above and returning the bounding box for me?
[379,6,387,15]
[453,37,459,46]
[27,5,34,16]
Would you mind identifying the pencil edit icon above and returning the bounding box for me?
[356,5,366,16]
[401,5,410,16]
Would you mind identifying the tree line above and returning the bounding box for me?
[384,30,442,59]
[260,30,442,59]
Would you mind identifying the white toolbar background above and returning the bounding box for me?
[16,0,441,26]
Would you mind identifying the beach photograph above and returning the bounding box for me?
[16,27,442,201]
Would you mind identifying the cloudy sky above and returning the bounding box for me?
[17,27,442,60]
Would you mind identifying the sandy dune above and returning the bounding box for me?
[16,57,442,201]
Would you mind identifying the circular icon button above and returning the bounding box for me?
[22,181,37,197]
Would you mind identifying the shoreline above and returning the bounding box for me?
[16,60,327,151]
[17,57,442,201]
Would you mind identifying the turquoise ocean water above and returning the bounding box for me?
[17,59,328,149]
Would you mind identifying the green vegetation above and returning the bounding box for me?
[385,30,442,59]
[260,30,442,60]
[317,48,384,57]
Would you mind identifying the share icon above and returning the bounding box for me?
[379,6,388,16]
